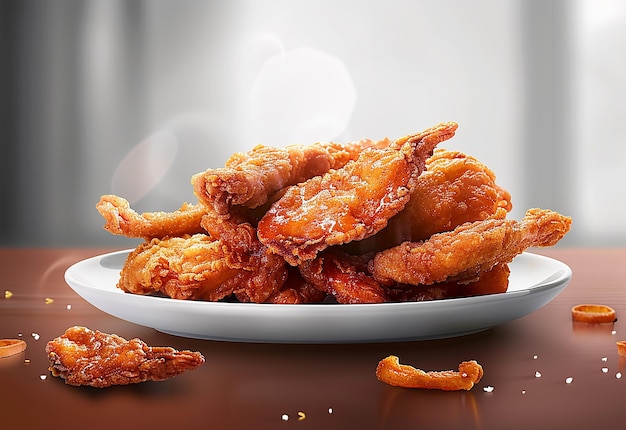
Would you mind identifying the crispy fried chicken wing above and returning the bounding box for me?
[257,122,458,265]
[45,326,204,388]
[191,139,388,216]
[348,149,512,253]
[96,195,206,239]
[370,208,571,286]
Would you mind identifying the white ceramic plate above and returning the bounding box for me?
[65,250,571,343]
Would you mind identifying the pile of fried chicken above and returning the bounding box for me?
[96,122,571,304]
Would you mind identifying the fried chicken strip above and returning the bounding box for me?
[257,122,458,265]
[370,208,571,286]
[46,326,204,388]
[348,149,512,253]
[96,194,206,239]
[192,139,389,215]
[117,233,244,301]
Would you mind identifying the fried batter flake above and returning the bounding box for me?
[376,355,483,391]
[45,326,204,388]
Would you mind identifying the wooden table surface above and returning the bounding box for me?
[1,247,625,430]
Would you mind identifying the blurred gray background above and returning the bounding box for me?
[1,0,624,248]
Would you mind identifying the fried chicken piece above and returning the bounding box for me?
[376,356,483,391]
[264,267,327,304]
[299,251,388,304]
[96,194,206,239]
[117,233,244,301]
[257,122,458,266]
[370,208,571,286]
[200,212,288,303]
[191,139,389,216]
[348,149,513,253]
[45,326,204,388]
[386,263,510,302]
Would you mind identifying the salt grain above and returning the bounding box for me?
[602,367,609,373]
[535,371,542,378]
[39,375,47,381]
[565,377,573,384]
[533,355,538,360]
[66,304,72,310]
[281,414,289,421]
[328,408,333,414]
[483,386,494,393]
[616,373,622,379]
[31,333,40,341]
[601,357,608,362]
[612,330,617,335]
[521,390,526,394]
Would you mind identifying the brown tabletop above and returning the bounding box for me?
[1,247,625,429]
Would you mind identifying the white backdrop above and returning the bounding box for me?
[1,0,623,247]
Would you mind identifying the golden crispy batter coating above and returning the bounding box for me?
[299,251,388,304]
[376,355,483,391]
[264,267,327,304]
[199,212,288,303]
[386,263,510,302]
[96,195,206,239]
[117,234,244,301]
[350,149,512,253]
[257,122,458,266]
[370,208,571,286]
[45,326,204,388]
[191,139,388,215]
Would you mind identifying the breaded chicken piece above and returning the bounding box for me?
[370,208,571,286]
[347,149,512,254]
[96,195,206,239]
[117,233,244,301]
[191,139,389,216]
[257,122,458,266]
[45,326,204,388]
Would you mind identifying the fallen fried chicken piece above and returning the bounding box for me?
[349,148,513,253]
[370,207,572,286]
[45,326,204,388]
[257,122,458,266]
[192,138,388,215]
[96,195,206,239]
[376,355,483,391]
